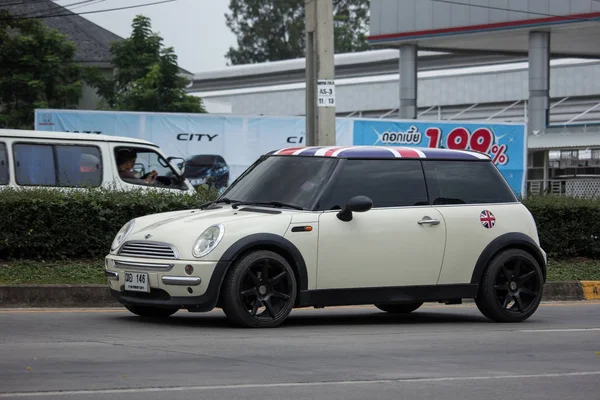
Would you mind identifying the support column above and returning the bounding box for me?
[543,150,549,192]
[399,44,417,119]
[528,31,550,135]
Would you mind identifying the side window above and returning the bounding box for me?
[14,144,56,186]
[115,147,181,187]
[55,145,102,187]
[0,143,8,185]
[318,159,429,210]
[422,160,517,205]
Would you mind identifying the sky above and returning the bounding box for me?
[54,0,237,74]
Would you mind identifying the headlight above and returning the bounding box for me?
[111,219,135,252]
[192,224,224,258]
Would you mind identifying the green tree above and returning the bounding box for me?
[89,15,205,113]
[225,0,370,65]
[0,10,83,129]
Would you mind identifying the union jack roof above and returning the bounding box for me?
[266,146,491,160]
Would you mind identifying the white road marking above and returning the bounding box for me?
[518,328,600,333]
[2,371,600,397]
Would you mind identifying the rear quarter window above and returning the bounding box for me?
[423,160,517,205]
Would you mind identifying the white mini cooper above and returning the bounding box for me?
[105,146,547,328]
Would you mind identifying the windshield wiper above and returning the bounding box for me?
[199,197,236,209]
[232,201,304,211]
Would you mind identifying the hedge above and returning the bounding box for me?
[521,196,600,259]
[0,187,598,261]
[0,187,218,260]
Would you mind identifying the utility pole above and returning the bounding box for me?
[305,0,336,146]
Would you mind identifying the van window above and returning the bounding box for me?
[317,159,429,209]
[13,143,102,187]
[56,145,102,187]
[422,160,517,205]
[14,144,56,186]
[115,146,184,189]
[0,143,8,185]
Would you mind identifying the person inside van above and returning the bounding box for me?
[117,149,158,185]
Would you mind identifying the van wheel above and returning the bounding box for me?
[375,303,423,314]
[221,250,297,328]
[125,305,179,318]
[475,249,544,323]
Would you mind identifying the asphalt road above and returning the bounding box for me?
[1,302,599,400]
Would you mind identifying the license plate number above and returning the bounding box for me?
[124,272,150,292]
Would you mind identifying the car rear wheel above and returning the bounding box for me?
[221,250,297,328]
[125,305,179,318]
[475,249,544,323]
[374,302,423,314]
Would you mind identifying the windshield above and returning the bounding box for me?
[221,155,339,209]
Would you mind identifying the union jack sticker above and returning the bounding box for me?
[480,210,496,229]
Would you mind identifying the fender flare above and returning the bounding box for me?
[204,233,309,308]
[470,232,547,284]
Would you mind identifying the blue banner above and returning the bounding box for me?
[352,119,527,196]
[34,110,354,188]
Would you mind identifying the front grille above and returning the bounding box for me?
[118,241,178,259]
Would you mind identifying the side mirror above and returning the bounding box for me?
[167,157,186,174]
[336,195,373,222]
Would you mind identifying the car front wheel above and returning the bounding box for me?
[125,305,179,318]
[475,248,544,323]
[221,250,297,328]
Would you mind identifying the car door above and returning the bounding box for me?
[422,160,523,285]
[315,159,447,290]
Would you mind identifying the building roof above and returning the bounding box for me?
[0,0,120,68]
[0,128,156,147]
[0,0,192,75]
[189,48,525,92]
[528,132,600,150]
[267,146,490,160]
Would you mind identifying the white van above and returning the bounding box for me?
[0,129,196,194]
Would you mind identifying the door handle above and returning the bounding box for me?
[418,217,440,225]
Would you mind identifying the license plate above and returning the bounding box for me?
[124,271,150,292]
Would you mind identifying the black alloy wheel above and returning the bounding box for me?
[475,248,544,323]
[221,250,297,328]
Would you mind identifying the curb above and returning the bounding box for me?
[0,284,119,308]
[0,281,599,308]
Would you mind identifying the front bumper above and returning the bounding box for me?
[105,255,224,311]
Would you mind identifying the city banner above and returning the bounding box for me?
[352,119,527,196]
[34,109,354,190]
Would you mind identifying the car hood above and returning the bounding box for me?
[118,205,295,260]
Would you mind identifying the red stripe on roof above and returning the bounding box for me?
[324,147,348,157]
[277,147,305,155]
[394,148,421,158]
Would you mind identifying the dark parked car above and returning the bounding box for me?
[183,154,229,190]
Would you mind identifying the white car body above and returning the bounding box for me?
[106,145,547,328]
[0,129,195,194]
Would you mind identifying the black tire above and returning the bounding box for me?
[221,250,297,328]
[375,302,423,314]
[125,305,179,318]
[475,248,544,323]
